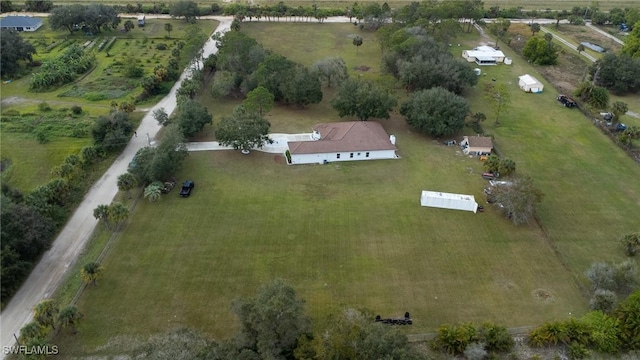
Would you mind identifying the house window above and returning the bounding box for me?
[336,153,340,159]
[350,153,354,158]
[365,152,369,158]
[357,152,361,156]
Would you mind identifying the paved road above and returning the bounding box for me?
[0,17,232,359]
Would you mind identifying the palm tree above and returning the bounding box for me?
[353,35,363,54]
[19,321,46,342]
[109,202,130,228]
[34,299,59,330]
[164,23,173,38]
[81,262,103,286]
[117,172,137,199]
[93,204,111,230]
[544,32,553,49]
[144,181,163,202]
[58,305,83,334]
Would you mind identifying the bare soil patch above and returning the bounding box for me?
[532,288,556,304]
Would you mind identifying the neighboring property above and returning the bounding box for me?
[518,74,544,93]
[137,15,146,27]
[462,45,506,65]
[287,121,398,165]
[420,191,479,213]
[0,16,43,32]
[460,135,493,156]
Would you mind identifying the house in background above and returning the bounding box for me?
[518,74,544,93]
[460,135,493,156]
[287,121,398,165]
[462,45,506,65]
[0,16,43,32]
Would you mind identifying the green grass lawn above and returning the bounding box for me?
[55,23,640,357]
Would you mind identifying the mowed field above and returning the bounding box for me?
[56,23,640,356]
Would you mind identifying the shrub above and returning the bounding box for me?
[478,322,514,352]
[156,43,167,50]
[590,289,618,313]
[581,311,621,353]
[285,150,291,164]
[621,233,640,257]
[615,291,640,350]
[434,323,477,354]
[568,342,590,359]
[71,105,82,115]
[38,102,51,112]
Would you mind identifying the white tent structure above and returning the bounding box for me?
[420,191,479,213]
[518,74,544,93]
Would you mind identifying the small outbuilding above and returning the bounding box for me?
[518,74,544,93]
[287,121,398,165]
[420,191,479,213]
[137,15,146,27]
[0,16,43,32]
[462,45,506,65]
[460,135,493,156]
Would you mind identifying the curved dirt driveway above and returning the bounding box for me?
[0,18,232,358]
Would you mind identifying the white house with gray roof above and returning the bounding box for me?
[0,16,42,32]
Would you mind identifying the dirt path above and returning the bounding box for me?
[0,18,232,359]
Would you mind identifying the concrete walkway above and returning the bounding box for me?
[585,22,625,45]
[0,18,233,359]
[186,133,313,154]
[540,26,597,62]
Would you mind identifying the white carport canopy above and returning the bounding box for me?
[420,191,479,213]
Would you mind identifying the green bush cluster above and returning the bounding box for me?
[432,321,514,355]
[528,293,640,354]
[29,44,95,91]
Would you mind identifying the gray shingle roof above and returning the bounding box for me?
[0,16,42,28]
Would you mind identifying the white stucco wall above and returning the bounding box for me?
[290,150,397,165]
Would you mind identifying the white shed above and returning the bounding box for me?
[518,74,544,93]
[420,191,479,213]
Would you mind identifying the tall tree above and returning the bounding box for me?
[170,0,200,22]
[400,87,469,137]
[485,83,511,125]
[611,101,629,123]
[0,30,36,77]
[487,18,511,47]
[93,204,111,230]
[174,99,213,138]
[243,86,275,116]
[492,176,544,225]
[331,79,397,121]
[108,202,129,228]
[312,57,349,88]
[34,299,59,330]
[522,36,559,65]
[530,23,541,36]
[124,20,135,32]
[58,305,83,334]
[164,23,173,38]
[81,261,103,286]
[353,35,363,53]
[232,279,311,359]
[280,66,323,107]
[216,106,272,153]
[117,172,137,199]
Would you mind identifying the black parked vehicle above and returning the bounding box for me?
[179,180,194,197]
[557,94,577,108]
